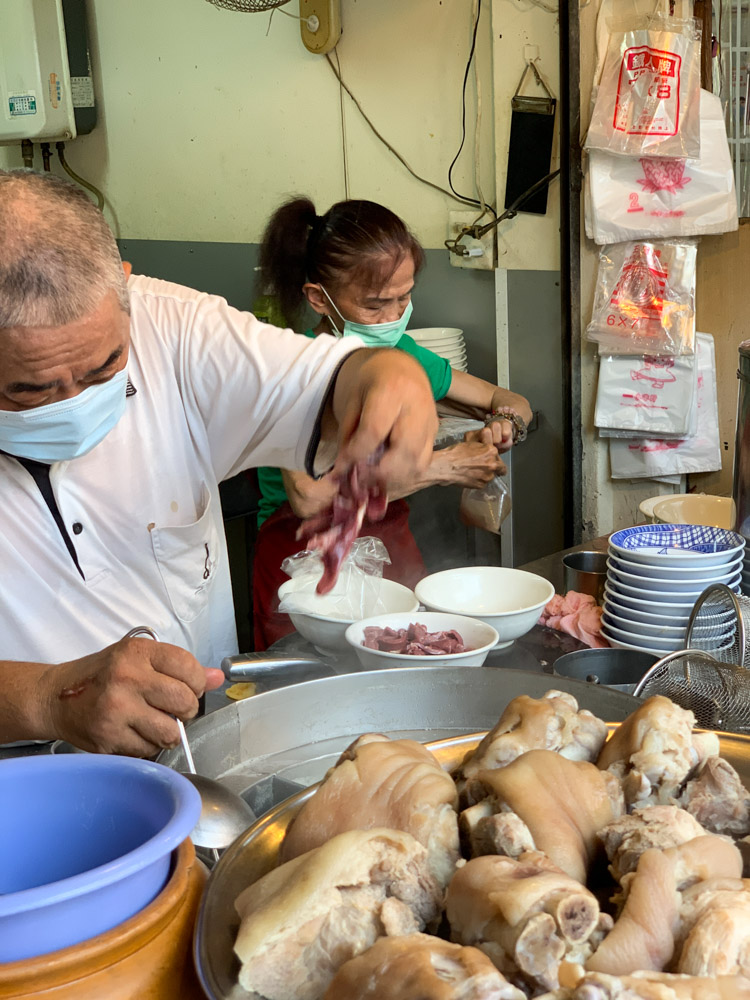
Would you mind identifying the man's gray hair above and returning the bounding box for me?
[0,169,130,328]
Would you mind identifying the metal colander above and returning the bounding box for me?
[684,583,750,666]
[204,0,289,11]
[633,649,750,734]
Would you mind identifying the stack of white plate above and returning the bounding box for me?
[743,544,750,597]
[408,328,467,372]
[601,524,745,656]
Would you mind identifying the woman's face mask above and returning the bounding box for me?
[0,368,129,463]
[319,286,413,348]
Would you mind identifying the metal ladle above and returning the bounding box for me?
[125,628,257,859]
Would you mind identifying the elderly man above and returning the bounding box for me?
[0,170,438,757]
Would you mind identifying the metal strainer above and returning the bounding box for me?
[204,0,290,12]
[684,583,750,666]
[633,648,750,734]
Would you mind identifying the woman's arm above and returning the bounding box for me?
[282,433,505,516]
[438,370,532,426]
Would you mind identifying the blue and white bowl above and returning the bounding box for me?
[605,559,742,596]
[609,524,745,567]
[608,550,744,581]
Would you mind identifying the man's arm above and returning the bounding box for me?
[0,639,224,756]
[318,348,439,485]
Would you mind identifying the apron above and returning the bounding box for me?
[252,499,426,650]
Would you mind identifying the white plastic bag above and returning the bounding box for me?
[609,333,721,478]
[586,13,702,159]
[585,90,738,244]
[433,416,484,450]
[278,537,391,619]
[595,351,697,437]
[459,476,511,535]
[587,239,697,356]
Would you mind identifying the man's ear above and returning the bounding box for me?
[303,283,328,317]
[122,261,133,280]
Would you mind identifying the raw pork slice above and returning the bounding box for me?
[297,456,387,594]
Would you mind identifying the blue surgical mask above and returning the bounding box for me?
[0,368,129,464]
[320,287,413,348]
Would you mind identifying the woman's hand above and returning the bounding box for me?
[432,435,506,489]
[464,420,514,454]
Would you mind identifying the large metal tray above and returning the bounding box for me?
[194,725,750,1000]
[160,667,640,814]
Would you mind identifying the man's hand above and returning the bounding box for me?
[40,637,224,757]
[330,349,438,485]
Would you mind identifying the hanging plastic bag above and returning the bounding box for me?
[459,476,512,535]
[585,13,702,159]
[278,537,391,619]
[609,333,721,478]
[594,350,698,437]
[433,416,484,450]
[587,239,697,356]
[585,90,738,244]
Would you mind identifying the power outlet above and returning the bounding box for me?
[447,211,496,271]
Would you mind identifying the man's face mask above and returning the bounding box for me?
[319,286,413,348]
[0,368,128,463]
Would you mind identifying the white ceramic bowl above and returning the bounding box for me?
[639,494,697,523]
[609,524,745,567]
[602,604,688,639]
[608,550,743,581]
[602,594,730,633]
[606,559,741,594]
[608,573,741,603]
[653,495,735,530]
[409,327,464,343]
[603,583,700,614]
[600,616,682,653]
[601,625,680,656]
[414,567,555,649]
[277,578,418,654]
[345,612,498,669]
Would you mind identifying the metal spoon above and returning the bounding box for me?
[124,628,257,857]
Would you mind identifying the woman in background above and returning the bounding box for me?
[252,197,532,649]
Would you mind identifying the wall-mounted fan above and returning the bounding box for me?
[203,0,340,53]
[205,0,288,11]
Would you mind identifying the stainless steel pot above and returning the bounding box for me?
[553,648,657,694]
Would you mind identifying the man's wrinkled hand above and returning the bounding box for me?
[45,636,224,757]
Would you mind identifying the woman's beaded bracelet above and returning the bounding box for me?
[484,407,528,445]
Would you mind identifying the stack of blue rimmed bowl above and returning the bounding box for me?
[601,524,745,656]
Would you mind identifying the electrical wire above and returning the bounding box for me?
[472,0,489,224]
[333,47,350,199]
[444,168,560,255]
[516,0,558,11]
[324,53,481,207]
[55,142,105,211]
[446,0,484,209]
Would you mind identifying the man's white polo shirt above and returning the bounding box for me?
[0,275,360,669]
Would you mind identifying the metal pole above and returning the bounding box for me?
[559,0,582,545]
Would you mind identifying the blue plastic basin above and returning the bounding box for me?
[0,754,201,961]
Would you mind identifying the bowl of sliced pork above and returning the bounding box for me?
[345,612,499,669]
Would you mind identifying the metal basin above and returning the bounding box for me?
[553,648,658,694]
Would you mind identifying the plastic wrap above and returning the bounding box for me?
[433,416,484,450]
[587,239,697,356]
[609,333,720,479]
[585,90,738,244]
[459,476,512,535]
[585,13,702,159]
[278,537,391,619]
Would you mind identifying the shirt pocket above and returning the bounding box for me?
[149,485,221,624]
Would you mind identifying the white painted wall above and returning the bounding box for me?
[1,0,500,249]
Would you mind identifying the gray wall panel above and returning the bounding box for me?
[507,270,565,565]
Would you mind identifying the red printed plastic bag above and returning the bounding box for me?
[586,13,701,159]
[595,351,697,437]
[609,333,720,479]
[585,90,738,244]
[587,239,697,356]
